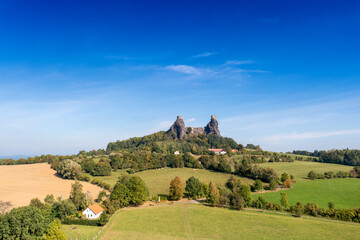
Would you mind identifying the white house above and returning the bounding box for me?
[82,203,104,219]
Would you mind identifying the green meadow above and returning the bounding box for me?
[259,161,353,180]
[256,178,360,209]
[98,203,360,240]
[61,224,102,240]
[87,167,253,196]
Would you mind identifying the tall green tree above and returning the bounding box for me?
[54,199,77,220]
[111,175,148,207]
[70,181,86,210]
[185,176,204,199]
[240,184,252,206]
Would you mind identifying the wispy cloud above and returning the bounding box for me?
[165,65,202,75]
[185,118,196,123]
[234,69,270,73]
[225,60,255,65]
[193,52,218,58]
[263,129,360,141]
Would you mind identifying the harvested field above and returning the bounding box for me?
[0,163,103,209]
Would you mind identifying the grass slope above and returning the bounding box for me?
[62,224,101,239]
[99,203,360,240]
[256,178,360,209]
[88,168,254,196]
[259,161,353,180]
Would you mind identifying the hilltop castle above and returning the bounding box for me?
[167,115,220,139]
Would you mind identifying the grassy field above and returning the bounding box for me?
[87,168,254,196]
[62,224,102,239]
[98,203,360,240]
[259,161,353,180]
[256,178,360,209]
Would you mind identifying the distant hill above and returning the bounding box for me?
[106,115,238,155]
[106,130,238,155]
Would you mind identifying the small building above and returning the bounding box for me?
[209,148,238,154]
[208,149,226,155]
[174,151,180,155]
[82,203,104,219]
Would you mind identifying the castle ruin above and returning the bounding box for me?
[167,115,220,139]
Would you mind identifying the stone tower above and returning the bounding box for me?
[204,115,220,136]
[167,116,186,139]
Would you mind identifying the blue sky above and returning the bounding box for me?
[0,0,359,156]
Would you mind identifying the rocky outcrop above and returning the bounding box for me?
[167,116,186,139]
[167,115,220,139]
[204,115,221,136]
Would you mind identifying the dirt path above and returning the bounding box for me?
[182,204,194,240]
[0,163,104,209]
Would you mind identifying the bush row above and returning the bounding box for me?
[307,169,358,180]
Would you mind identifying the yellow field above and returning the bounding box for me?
[0,163,103,208]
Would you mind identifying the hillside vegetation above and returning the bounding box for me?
[106,131,238,155]
[86,167,254,196]
[99,203,360,240]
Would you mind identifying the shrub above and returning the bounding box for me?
[283,179,292,188]
[269,180,277,190]
[93,162,112,176]
[253,179,263,192]
[56,159,82,179]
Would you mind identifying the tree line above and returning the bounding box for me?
[307,167,359,180]
[293,149,360,166]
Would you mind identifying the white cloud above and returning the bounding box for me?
[225,60,255,65]
[185,118,196,123]
[158,120,173,129]
[193,52,218,58]
[263,129,360,141]
[165,65,202,75]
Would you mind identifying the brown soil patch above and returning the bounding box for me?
[0,163,103,209]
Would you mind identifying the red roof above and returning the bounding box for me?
[88,203,104,215]
[209,148,238,153]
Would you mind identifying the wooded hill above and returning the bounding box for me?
[106,131,238,155]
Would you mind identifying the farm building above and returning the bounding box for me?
[208,149,238,154]
[82,203,104,219]
[208,149,226,154]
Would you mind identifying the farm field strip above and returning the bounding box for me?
[259,161,353,180]
[255,178,360,209]
[98,203,360,240]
